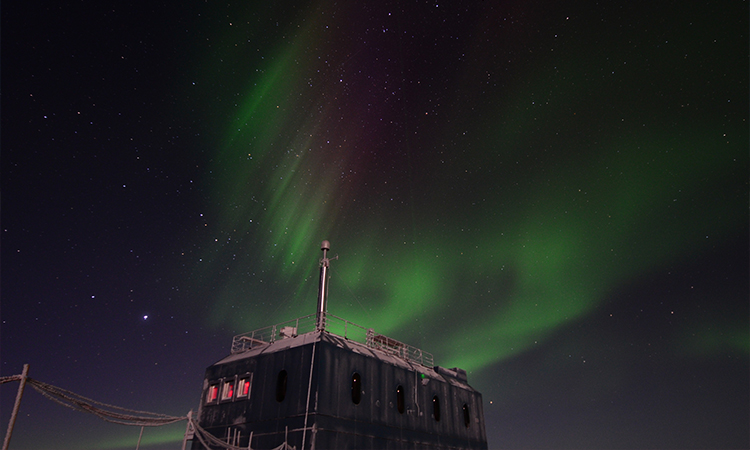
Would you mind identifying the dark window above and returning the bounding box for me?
[463,403,471,428]
[351,372,362,404]
[396,385,405,414]
[433,395,441,421]
[276,370,287,402]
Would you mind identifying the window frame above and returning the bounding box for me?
[351,372,362,405]
[236,374,253,399]
[396,384,405,414]
[221,379,235,401]
[206,383,220,404]
[276,370,288,403]
[462,403,471,428]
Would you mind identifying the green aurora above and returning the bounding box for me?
[187,1,747,374]
[3,2,746,450]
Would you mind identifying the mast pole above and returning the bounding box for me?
[316,240,333,331]
[2,364,30,450]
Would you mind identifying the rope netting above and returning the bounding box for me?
[188,417,296,450]
[3,373,297,450]
[27,377,185,427]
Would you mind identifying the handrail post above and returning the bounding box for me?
[2,364,30,450]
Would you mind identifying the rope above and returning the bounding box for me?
[25,378,185,427]
[2,373,296,450]
[190,417,248,450]
[0,375,22,384]
[189,417,296,450]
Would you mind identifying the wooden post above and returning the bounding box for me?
[135,426,144,450]
[181,410,193,450]
[2,364,30,450]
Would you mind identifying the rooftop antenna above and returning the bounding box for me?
[316,240,337,331]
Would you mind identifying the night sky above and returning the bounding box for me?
[2,1,748,449]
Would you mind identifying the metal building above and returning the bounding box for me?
[193,242,488,450]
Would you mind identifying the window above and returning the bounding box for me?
[221,380,235,400]
[351,372,361,405]
[276,370,287,402]
[462,403,471,428]
[237,376,252,398]
[432,395,441,422]
[207,384,219,403]
[396,385,405,414]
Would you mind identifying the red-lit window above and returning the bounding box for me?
[237,376,252,398]
[222,381,234,400]
[207,385,219,403]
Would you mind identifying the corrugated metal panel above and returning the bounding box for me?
[194,341,315,449]
[193,332,487,450]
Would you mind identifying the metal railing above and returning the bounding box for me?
[231,313,434,368]
[366,329,435,368]
[230,314,317,354]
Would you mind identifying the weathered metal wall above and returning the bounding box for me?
[313,339,487,449]
[193,342,315,449]
[193,336,487,450]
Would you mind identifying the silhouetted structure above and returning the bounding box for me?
[193,241,488,450]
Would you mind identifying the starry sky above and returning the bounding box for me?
[2,1,748,449]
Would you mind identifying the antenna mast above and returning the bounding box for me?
[316,240,336,331]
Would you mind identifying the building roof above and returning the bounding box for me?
[214,315,474,390]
